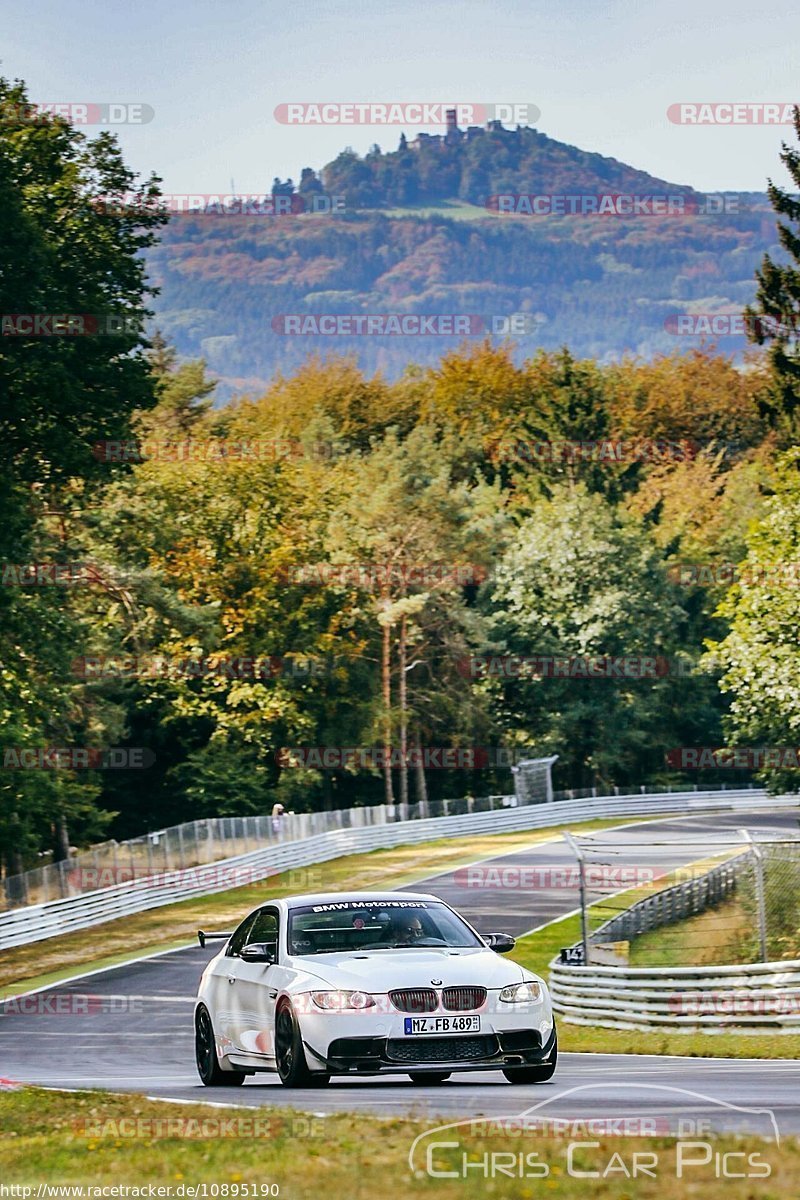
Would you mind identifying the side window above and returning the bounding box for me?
[244,908,280,953]
[226,913,257,958]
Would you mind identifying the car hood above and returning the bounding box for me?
[292,946,531,991]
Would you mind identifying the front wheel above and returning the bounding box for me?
[275,1002,330,1088]
[502,1034,557,1084]
[408,1073,450,1084]
[195,1006,246,1086]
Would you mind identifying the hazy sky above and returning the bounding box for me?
[3,0,798,195]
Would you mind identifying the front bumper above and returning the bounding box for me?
[318,1024,557,1075]
[294,988,555,1075]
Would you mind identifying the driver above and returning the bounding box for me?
[393,912,425,944]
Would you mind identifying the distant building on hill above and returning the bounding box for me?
[444,108,461,144]
[410,111,516,152]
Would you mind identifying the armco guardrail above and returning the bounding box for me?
[549,957,800,1032]
[589,855,746,944]
[0,788,791,951]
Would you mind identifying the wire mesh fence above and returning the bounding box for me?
[0,791,525,910]
[563,825,800,967]
[736,842,800,962]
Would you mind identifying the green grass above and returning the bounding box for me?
[511,911,585,980]
[629,872,800,968]
[1,1087,797,1198]
[557,1024,800,1058]
[629,896,753,967]
[374,198,491,220]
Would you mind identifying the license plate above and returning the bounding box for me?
[403,1015,481,1035]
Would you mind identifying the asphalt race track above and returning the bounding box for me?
[1,807,798,1135]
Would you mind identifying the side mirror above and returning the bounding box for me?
[241,942,277,964]
[483,932,516,954]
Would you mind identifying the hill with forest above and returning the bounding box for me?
[146,120,777,395]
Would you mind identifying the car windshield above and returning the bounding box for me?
[287,900,483,955]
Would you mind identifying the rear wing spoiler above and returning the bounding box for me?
[198,930,233,948]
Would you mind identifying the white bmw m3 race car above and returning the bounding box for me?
[194,891,557,1087]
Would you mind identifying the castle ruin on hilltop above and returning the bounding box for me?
[412,108,508,150]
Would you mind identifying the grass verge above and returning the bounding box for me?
[0,1086,796,1198]
[629,895,753,967]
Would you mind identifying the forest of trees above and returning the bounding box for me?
[2,76,800,879]
[151,195,776,392]
[315,122,695,209]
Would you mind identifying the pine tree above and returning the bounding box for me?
[146,329,176,377]
[298,167,322,195]
[745,105,800,433]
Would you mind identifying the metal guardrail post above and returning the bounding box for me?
[740,828,768,962]
[563,832,589,964]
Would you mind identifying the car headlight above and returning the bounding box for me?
[310,990,376,1011]
[499,981,542,1003]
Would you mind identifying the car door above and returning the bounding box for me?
[227,906,282,1059]
[205,912,257,1053]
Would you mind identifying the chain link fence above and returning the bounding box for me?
[563,826,800,966]
[0,791,528,910]
[736,841,800,962]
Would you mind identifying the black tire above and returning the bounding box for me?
[195,1005,246,1086]
[408,1073,451,1084]
[502,1034,557,1084]
[275,1001,330,1088]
